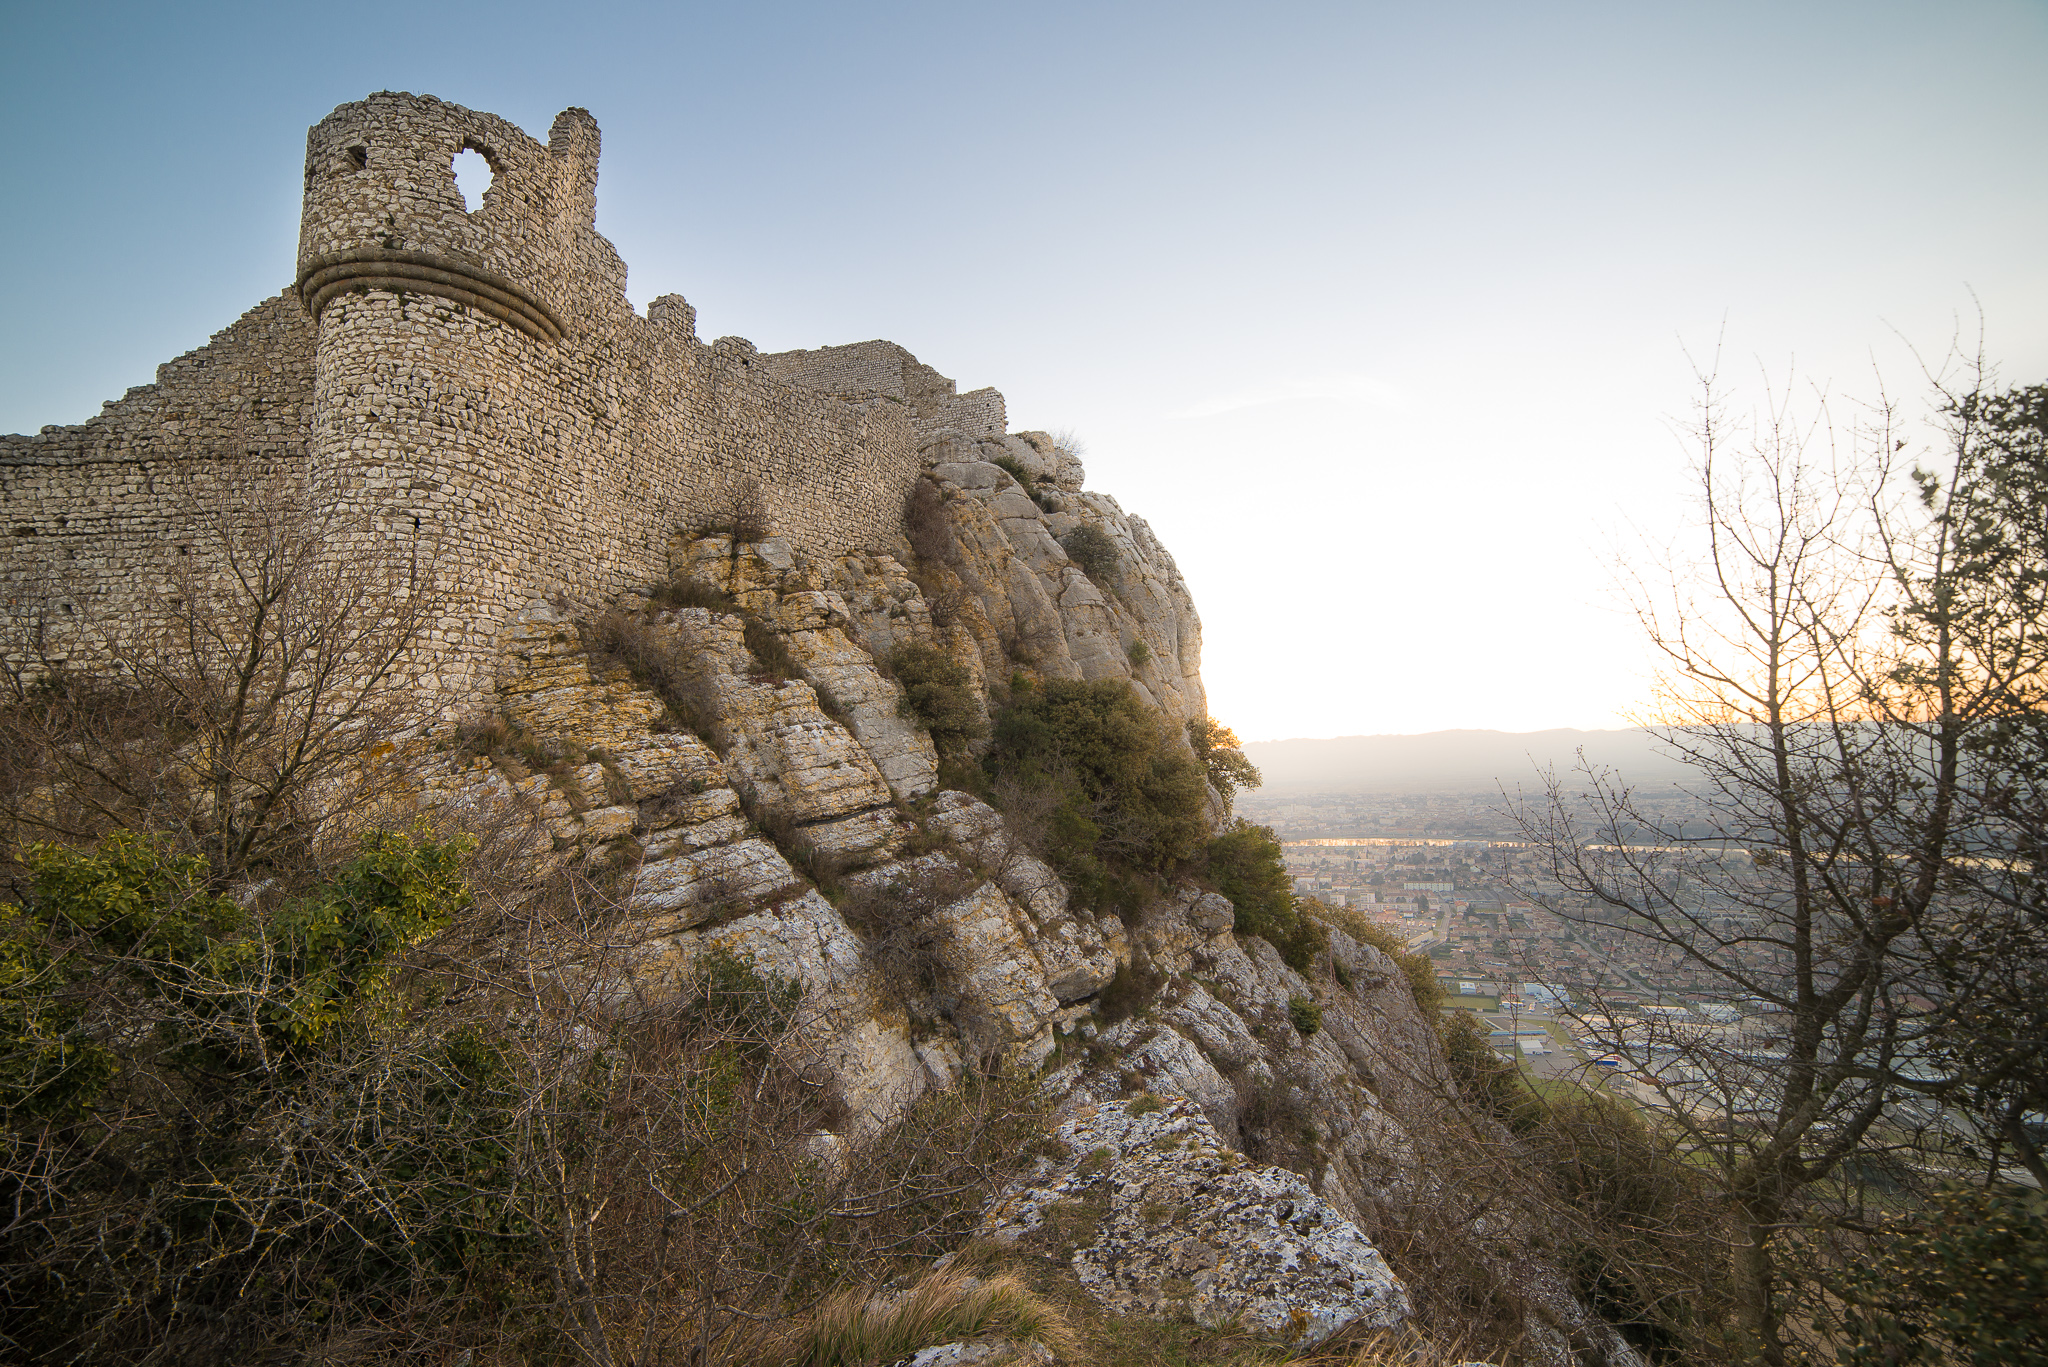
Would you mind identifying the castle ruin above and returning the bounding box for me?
[1,92,1011,707]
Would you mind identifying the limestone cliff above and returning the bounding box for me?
[398,483,1641,1367]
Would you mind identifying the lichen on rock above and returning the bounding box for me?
[981,1097,1410,1346]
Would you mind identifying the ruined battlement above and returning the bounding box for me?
[760,340,1007,442]
[296,93,610,345]
[2,92,1011,712]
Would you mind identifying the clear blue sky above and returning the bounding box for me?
[5,1,2044,739]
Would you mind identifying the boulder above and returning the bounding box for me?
[1186,892,1235,935]
[980,1097,1410,1346]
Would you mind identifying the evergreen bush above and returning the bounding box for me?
[982,679,1205,914]
[1835,1187,2048,1367]
[892,643,986,757]
[1201,821,1324,972]
[1058,524,1120,585]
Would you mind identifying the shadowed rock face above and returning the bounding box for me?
[981,1097,1410,1346]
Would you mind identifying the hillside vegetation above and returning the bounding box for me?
[16,414,2040,1367]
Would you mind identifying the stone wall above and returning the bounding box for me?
[940,386,1007,442]
[0,293,317,664]
[292,93,934,705]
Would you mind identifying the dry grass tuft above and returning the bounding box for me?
[934,1238,1504,1367]
[762,1266,1077,1367]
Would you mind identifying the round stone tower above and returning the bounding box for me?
[297,91,611,344]
[295,92,629,709]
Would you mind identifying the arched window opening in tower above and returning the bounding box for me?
[452,146,493,212]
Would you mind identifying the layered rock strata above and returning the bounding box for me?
[394,524,1638,1367]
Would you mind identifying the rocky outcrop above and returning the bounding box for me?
[677,534,943,802]
[1036,894,1648,1367]
[923,793,1122,1005]
[916,436,1206,728]
[394,488,1638,1367]
[658,604,906,860]
[981,1097,1410,1347]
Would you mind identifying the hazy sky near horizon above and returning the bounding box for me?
[5,1,2045,741]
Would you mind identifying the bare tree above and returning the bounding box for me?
[0,478,440,889]
[716,475,772,546]
[1509,355,2048,1362]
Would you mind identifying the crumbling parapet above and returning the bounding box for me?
[296,93,612,342]
[760,340,1008,443]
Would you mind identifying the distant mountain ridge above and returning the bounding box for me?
[1241,728,1699,794]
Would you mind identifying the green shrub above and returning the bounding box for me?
[1835,1187,2048,1367]
[983,680,1206,915]
[892,642,986,757]
[1059,524,1120,584]
[1203,820,1290,929]
[1125,639,1151,667]
[0,829,522,1362]
[991,454,1030,485]
[1288,994,1322,1036]
[1187,717,1261,805]
[936,753,991,796]
[0,832,242,1120]
[1202,821,1324,972]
